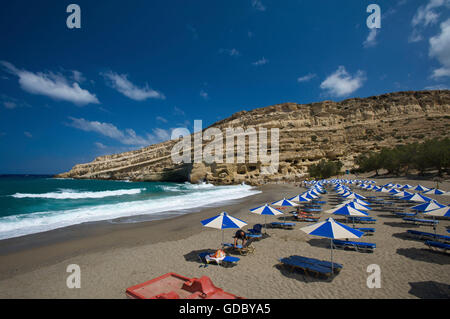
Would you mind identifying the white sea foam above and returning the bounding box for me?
[11,188,145,199]
[0,184,260,240]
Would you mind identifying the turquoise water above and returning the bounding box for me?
[0,175,260,240]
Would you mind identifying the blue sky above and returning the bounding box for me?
[0,0,449,174]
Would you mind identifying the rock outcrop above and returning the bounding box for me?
[56,90,450,185]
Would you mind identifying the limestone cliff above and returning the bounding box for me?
[56,90,450,185]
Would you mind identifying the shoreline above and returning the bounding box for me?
[0,183,299,281]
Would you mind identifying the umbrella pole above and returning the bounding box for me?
[330,238,334,273]
[222,230,224,248]
[265,215,267,234]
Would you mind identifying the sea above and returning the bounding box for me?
[0,175,261,240]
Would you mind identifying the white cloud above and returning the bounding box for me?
[252,57,269,66]
[95,142,107,149]
[297,73,317,83]
[200,90,209,100]
[251,0,266,11]
[72,70,86,83]
[429,18,450,79]
[412,0,449,27]
[3,101,17,109]
[24,131,32,138]
[156,116,168,123]
[102,71,165,101]
[219,48,240,57]
[363,28,378,48]
[68,117,171,146]
[410,0,450,42]
[173,106,185,116]
[320,66,366,97]
[0,61,99,106]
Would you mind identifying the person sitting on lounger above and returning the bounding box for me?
[233,230,247,248]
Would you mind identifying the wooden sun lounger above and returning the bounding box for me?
[332,239,376,253]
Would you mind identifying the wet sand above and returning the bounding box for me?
[0,178,449,299]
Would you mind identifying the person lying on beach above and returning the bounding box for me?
[233,230,247,248]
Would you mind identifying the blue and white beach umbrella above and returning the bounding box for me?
[400,193,432,203]
[250,204,283,233]
[424,206,450,217]
[201,212,248,246]
[340,201,371,211]
[289,194,311,202]
[271,198,299,207]
[414,185,430,192]
[422,188,446,195]
[411,200,446,212]
[300,217,364,271]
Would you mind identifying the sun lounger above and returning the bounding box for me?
[332,239,376,253]
[198,252,240,267]
[289,255,343,273]
[403,217,439,226]
[347,216,377,224]
[355,227,375,236]
[407,230,450,243]
[278,255,341,279]
[270,222,296,229]
[425,240,450,253]
[223,243,255,255]
[247,224,262,235]
[313,200,326,204]
[394,212,417,218]
[304,208,322,213]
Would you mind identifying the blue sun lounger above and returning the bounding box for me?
[424,240,450,253]
[332,239,376,253]
[270,222,296,229]
[355,228,375,236]
[198,252,240,267]
[313,200,326,204]
[278,255,342,279]
[407,230,450,243]
[403,217,439,226]
[394,212,417,218]
[304,208,322,213]
[348,216,377,224]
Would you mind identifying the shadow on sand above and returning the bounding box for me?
[384,221,420,228]
[408,281,450,299]
[274,264,335,283]
[396,247,450,265]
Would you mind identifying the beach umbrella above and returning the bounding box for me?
[271,198,299,207]
[393,191,413,198]
[325,205,369,227]
[401,184,414,189]
[423,206,450,235]
[289,194,311,202]
[388,189,401,195]
[411,200,446,212]
[400,193,432,203]
[300,217,364,272]
[413,185,430,192]
[422,188,446,195]
[201,212,247,247]
[424,206,450,217]
[250,204,283,233]
[342,192,366,200]
[340,201,371,211]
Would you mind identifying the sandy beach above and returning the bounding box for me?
[0,177,449,299]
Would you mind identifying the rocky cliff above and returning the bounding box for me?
[56,90,450,185]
